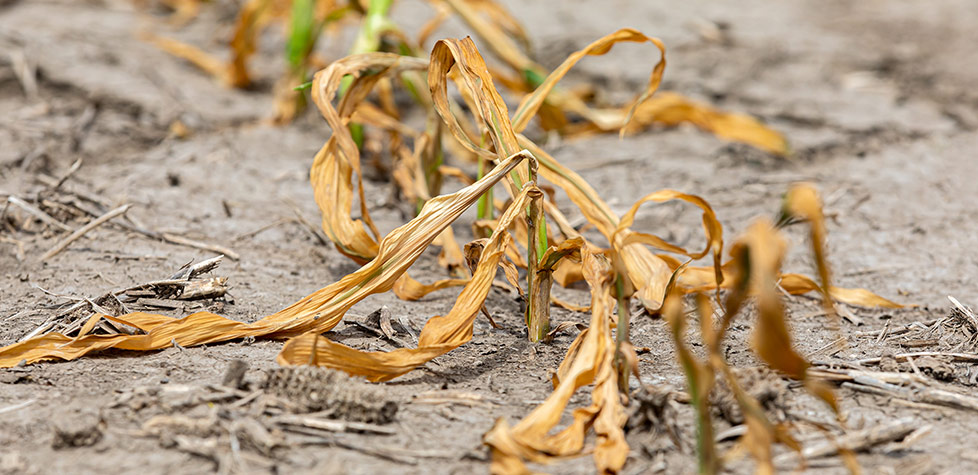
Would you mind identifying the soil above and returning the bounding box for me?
[2,0,978,473]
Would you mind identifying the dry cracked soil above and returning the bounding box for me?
[2,0,978,474]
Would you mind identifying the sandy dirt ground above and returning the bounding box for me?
[2,0,978,473]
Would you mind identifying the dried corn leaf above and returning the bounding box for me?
[623,92,789,156]
[518,139,675,311]
[434,226,469,277]
[780,274,904,308]
[782,184,832,312]
[144,34,231,84]
[309,53,428,263]
[438,0,537,74]
[276,182,535,381]
[500,27,784,158]
[617,189,724,289]
[429,37,523,165]
[229,0,289,87]
[511,28,666,134]
[661,261,902,308]
[0,151,529,368]
[392,273,468,301]
[738,219,838,410]
[483,247,628,473]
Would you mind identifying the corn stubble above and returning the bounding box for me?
[8,3,906,473]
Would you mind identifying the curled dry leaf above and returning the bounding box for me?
[782,183,832,313]
[309,53,429,263]
[735,219,840,412]
[4,25,904,475]
[484,247,628,474]
[0,151,529,368]
[277,182,536,382]
[510,28,666,134]
[622,92,789,156]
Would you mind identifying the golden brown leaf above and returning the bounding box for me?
[277,181,536,381]
[484,247,629,473]
[783,183,832,313]
[518,139,674,311]
[511,28,666,135]
[0,150,530,368]
[617,189,724,290]
[308,53,428,263]
[623,92,789,156]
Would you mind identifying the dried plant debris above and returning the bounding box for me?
[878,353,957,382]
[1,16,911,474]
[811,366,978,413]
[626,385,685,455]
[262,366,398,423]
[16,255,230,342]
[711,367,788,425]
[107,366,405,471]
[141,0,789,155]
[3,160,239,261]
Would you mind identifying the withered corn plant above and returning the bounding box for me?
[6,8,905,474]
[143,0,790,155]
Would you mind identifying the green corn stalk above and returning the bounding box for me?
[342,0,396,148]
[665,293,719,475]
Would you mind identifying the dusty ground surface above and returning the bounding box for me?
[2,0,978,473]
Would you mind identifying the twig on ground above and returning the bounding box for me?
[808,336,848,359]
[231,218,295,242]
[272,414,396,435]
[876,320,891,344]
[0,399,36,415]
[854,318,943,339]
[40,204,131,261]
[411,390,502,407]
[170,255,224,280]
[774,418,916,465]
[18,315,58,342]
[811,366,978,412]
[8,49,37,99]
[854,352,978,366]
[6,196,74,233]
[52,158,83,190]
[33,174,239,259]
[160,233,240,261]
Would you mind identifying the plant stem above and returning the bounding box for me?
[690,371,718,475]
[350,0,394,55]
[341,0,395,146]
[422,114,444,198]
[525,185,549,342]
[476,132,494,230]
[614,274,631,389]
